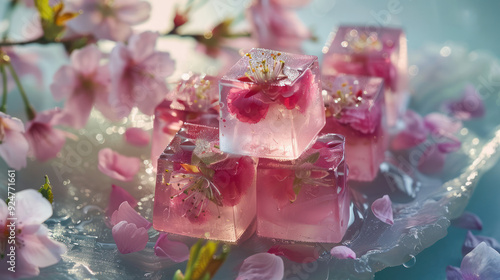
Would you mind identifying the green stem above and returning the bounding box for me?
[6,63,35,120]
[0,64,7,113]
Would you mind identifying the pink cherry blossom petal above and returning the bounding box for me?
[110,201,151,229]
[391,110,428,150]
[14,189,53,225]
[70,44,102,76]
[19,225,67,267]
[50,65,77,101]
[461,242,500,279]
[115,1,152,24]
[154,233,189,262]
[25,109,67,162]
[424,113,462,136]
[124,127,150,146]
[445,84,485,120]
[371,195,394,225]
[128,31,158,63]
[462,231,500,257]
[107,185,138,217]
[452,212,483,230]
[112,220,149,254]
[437,136,461,154]
[98,148,141,181]
[237,253,284,280]
[330,246,356,259]
[446,265,462,280]
[268,244,319,263]
[0,118,29,170]
[418,144,447,174]
[271,0,312,8]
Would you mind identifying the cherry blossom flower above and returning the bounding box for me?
[109,31,175,117]
[446,242,500,280]
[98,148,141,181]
[124,127,150,146]
[248,0,311,53]
[111,201,151,254]
[371,195,394,225]
[0,112,29,170]
[237,253,284,280]
[330,246,356,259]
[25,108,67,162]
[50,44,117,129]
[0,189,66,279]
[154,233,189,262]
[66,0,151,42]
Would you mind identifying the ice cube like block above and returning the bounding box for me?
[256,134,349,243]
[153,123,257,242]
[321,74,387,182]
[322,26,408,126]
[219,48,325,160]
[152,73,219,167]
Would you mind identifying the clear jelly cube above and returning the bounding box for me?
[153,123,257,242]
[219,48,325,160]
[256,134,349,243]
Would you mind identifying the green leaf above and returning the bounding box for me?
[35,0,53,21]
[180,240,229,280]
[38,175,54,204]
[173,270,185,280]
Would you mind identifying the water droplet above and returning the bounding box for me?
[403,255,416,268]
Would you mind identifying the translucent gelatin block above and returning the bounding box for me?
[321,75,387,182]
[153,123,257,242]
[152,73,219,166]
[322,26,408,126]
[219,48,325,160]
[256,134,349,243]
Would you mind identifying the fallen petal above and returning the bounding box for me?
[445,84,485,120]
[98,148,141,181]
[451,212,483,230]
[330,246,356,259]
[461,242,500,279]
[106,185,138,217]
[391,110,428,150]
[268,244,319,263]
[424,113,462,135]
[445,265,463,280]
[371,195,394,225]
[112,221,149,254]
[124,127,150,146]
[418,144,446,174]
[154,233,189,262]
[237,253,284,280]
[462,231,500,256]
[111,201,152,229]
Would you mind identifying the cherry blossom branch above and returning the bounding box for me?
[0,64,7,113]
[6,63,35,120]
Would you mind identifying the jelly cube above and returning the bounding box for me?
[256,134,349,243]
[321,74,387,182]
[322,26,408,126]
[152,73,219,167]
[219,48,325,160]
[153,123,257,242]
